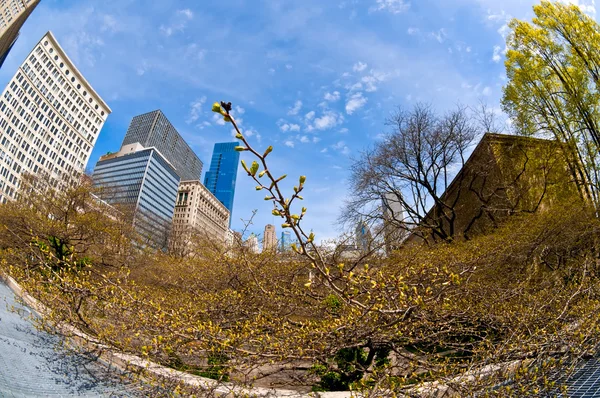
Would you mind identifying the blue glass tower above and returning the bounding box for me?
[204,142,240,226]
[91,144,180,250]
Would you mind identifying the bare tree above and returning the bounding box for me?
[343,103,478,243]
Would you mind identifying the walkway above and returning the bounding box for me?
[0,282,149,397]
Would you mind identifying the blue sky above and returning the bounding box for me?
[0,0,596,242]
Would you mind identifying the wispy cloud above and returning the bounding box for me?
[288,100,303,115]
[369,0,410,14]
[346,92,368,115]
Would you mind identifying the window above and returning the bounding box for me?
[77,84,81,89]
[49,48,53,53]
[65,70,69,75]
[59,62,63,68]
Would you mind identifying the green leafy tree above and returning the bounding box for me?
[502,0,600,207]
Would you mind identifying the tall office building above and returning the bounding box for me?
[92,143,180,250]
[263,224,276,252]
[203,142,240,226]
[171,180,230,255]
[355,220,373,253]
[382,192,406,254]
[0,31,110,202]
[280,230,291,252]
[0,0,40,68]
[121,110,202,181]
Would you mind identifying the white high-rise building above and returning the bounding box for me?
[0,31,110,202]
[0,0,40,68]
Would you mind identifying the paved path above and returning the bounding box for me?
[0,282,150,397]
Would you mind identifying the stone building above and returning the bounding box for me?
[0,0,39,68]
[405,133,580,243]
[263,224,276,252]
[170,180,230,255]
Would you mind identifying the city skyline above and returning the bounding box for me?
[0,0,586,241]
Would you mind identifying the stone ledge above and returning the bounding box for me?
[0,271,356,397]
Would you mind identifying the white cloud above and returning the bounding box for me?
[345,92,368,115]
[212,113,226,126]
[482,86,492,96]
[288,100,303,115]
[407,27,420,35]
[466,46,472,53]
[313,111,343,130]
[492,45,502,62]
[339,128,349,134]
[305,111,315,120]
[235,105,245,115]
[279,122,301,132]
[178,9,194,19]
[313,137,321,143]
[285,64,293,70]
[300,135,310,143]
[564,0,596,16]
[268,68,276,75]
[324,91,341,102]
[430,28,447,43]
[332,141,351,155]
[370,0,410,14]
[285,140,295,148]
[353,61,368,72]
[187,96,206,124]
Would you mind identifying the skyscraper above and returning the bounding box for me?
[280,230,291,252]
[382,192,406,254]
[263,224,276,252]
[203,142,240,225]
[0,0,40,68]
[92,143,180,250]
[246,233,259,254]
[121,110,202,181]
[355,220,373,253]
[0,31,110,202]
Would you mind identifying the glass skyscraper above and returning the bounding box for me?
[91,143,180,250]
[203,142,240,226]
[122,110,202,181]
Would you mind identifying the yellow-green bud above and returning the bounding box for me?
[265,195,275,201]
[294,186,298,193]
[282,223,291,228]
[240,159,249,173]
[235,133,244,139]
[291,243,301,254]
[250,161,259,176]
[297,195,304,200]
[234,146,247,151]
[211,102,222,113]
[302,207,307,213]
[255,186,263,191]
[272,209,281,216]
[263,146,273,158]
[276,174,287,182]
[223,115,232,123]
[258,170,267,178]
[308,232,315,242]
[299,175,306,184]
[291,214,300,220]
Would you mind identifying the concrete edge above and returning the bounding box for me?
[0,272,356,397]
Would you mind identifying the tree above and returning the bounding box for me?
[502,0,600,208]
[342,103,478,243]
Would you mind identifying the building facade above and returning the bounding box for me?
[245,233,259,254]
[91,143,180,250]
[0,0,40,68]
[382,192,406,254]
[203,142,240,225]
[170,180,230,254]
[355,220,373,253]
[263,224,276,252]
[280,230,291,252]
[0,31,110,202]
[121,110,202,181]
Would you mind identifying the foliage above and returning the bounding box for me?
[502,0,600,207]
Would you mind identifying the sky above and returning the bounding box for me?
[0,0,596,243]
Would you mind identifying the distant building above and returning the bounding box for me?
[0,0,40,69]
[280,230,292,252]
[355,220,373,253]
[121,110,203,181]
[263,224,276,252]
[170,180,230,254]
[245,233,259,254]
[0,31,110,202]
[381,192,406,254]
[203,142,240,226]
[91,143,179,250]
